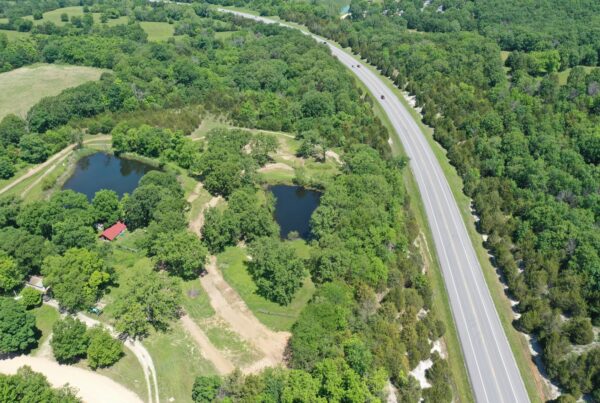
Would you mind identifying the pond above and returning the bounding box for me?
[270,185,321,240]
[62,152,155,200]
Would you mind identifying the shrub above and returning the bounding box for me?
[192,376,222,402]
[19,288,42,309]
[86,326,122,369]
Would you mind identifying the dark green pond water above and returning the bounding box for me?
[62,152,155,200]
[270,185,321,239]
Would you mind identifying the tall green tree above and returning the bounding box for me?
[92,190,121,226]
[51,317,89,364]
[0,298,37,354]
[0,251,22,292]
[0,114,27,146]
[0,366,81,402]
[42,248,112,312]
[86,326,122,369]
[248,237,305,305]
[110,266,181,338]
[149,230,207,279]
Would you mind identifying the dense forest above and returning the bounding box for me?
[201,0,600,400]
[0,1,456,402]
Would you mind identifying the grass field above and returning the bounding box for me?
[557,66,594,85]
[144,323,217,402]
[0,29,31,40]
[30,305,60,353]
[217,243,315,332]
[181,279,215,321]
[24,6,128,27]
[139,22,175,42]
[0,63,104,119]
[82,349,148,402]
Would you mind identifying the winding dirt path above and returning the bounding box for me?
[187,183,223,236]
[179,313,235,375]
[0,136,111,197]
[182,183,289,373]
[0,356,143,403]
[44,300,158,403]
[200,256,290,369]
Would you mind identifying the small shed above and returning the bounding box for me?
[100,221,127,241]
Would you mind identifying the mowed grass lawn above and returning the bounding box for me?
[217,241,315,332]
[0,63,104,119]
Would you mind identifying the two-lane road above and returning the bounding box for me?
[220,9,530,403]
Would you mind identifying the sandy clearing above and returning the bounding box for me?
[199,256,290,368]
[385,380,398,403]
[186,182,204,204]
[325,150,342,165]
[0,356,143,403]
[257,162,294,173]
[180,313,235,375]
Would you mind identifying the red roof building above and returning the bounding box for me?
[100,221,127,241]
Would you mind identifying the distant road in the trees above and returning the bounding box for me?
[219,9,530,403]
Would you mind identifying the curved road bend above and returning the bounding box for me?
[219,9,530,403]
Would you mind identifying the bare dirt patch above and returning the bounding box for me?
[257,162,294,173]
[188,186,223,237]
[199,256,290,369]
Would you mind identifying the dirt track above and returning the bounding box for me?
[179,313,235,375]
[183,185,290,373]
[0,356,143,403]
[0,136,111,197]
[200,256,290,369]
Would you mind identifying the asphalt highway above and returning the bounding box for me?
[219,9,531,403]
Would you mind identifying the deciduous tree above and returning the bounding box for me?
[248,237,305,305]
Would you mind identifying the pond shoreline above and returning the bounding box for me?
[60,148,157,200]
[268,184,321,240]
